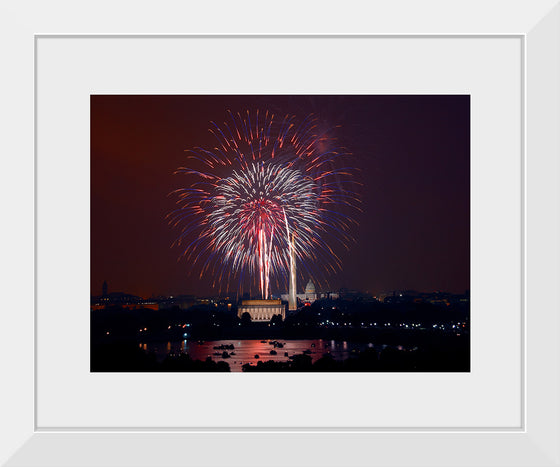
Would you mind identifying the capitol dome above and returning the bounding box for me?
[304,280,316,294]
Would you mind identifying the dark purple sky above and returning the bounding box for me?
[91,95,469,298]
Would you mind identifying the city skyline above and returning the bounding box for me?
[91,95,470,298]
[91,278,468,301]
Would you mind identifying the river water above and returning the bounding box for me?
[139,338,399,372]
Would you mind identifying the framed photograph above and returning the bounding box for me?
[2,1,559,466]
[89,93,471,376]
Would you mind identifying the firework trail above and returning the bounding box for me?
[168,110,360,299]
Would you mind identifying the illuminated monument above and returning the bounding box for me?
[288,232,297,311]
[237,299,285,322]
[281,234,318,308]
[303,280,317,302]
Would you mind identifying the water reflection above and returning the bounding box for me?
[140,339,408,373]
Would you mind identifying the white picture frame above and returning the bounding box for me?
[2,1,559,465]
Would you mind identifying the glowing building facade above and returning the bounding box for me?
[237,299,286,322]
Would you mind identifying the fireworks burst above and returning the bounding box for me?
[168,110,360,298]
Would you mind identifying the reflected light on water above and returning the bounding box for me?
[141,339,396,372]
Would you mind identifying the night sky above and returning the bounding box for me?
[91,95,470,298]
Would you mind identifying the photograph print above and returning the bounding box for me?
[90,95,470,372]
